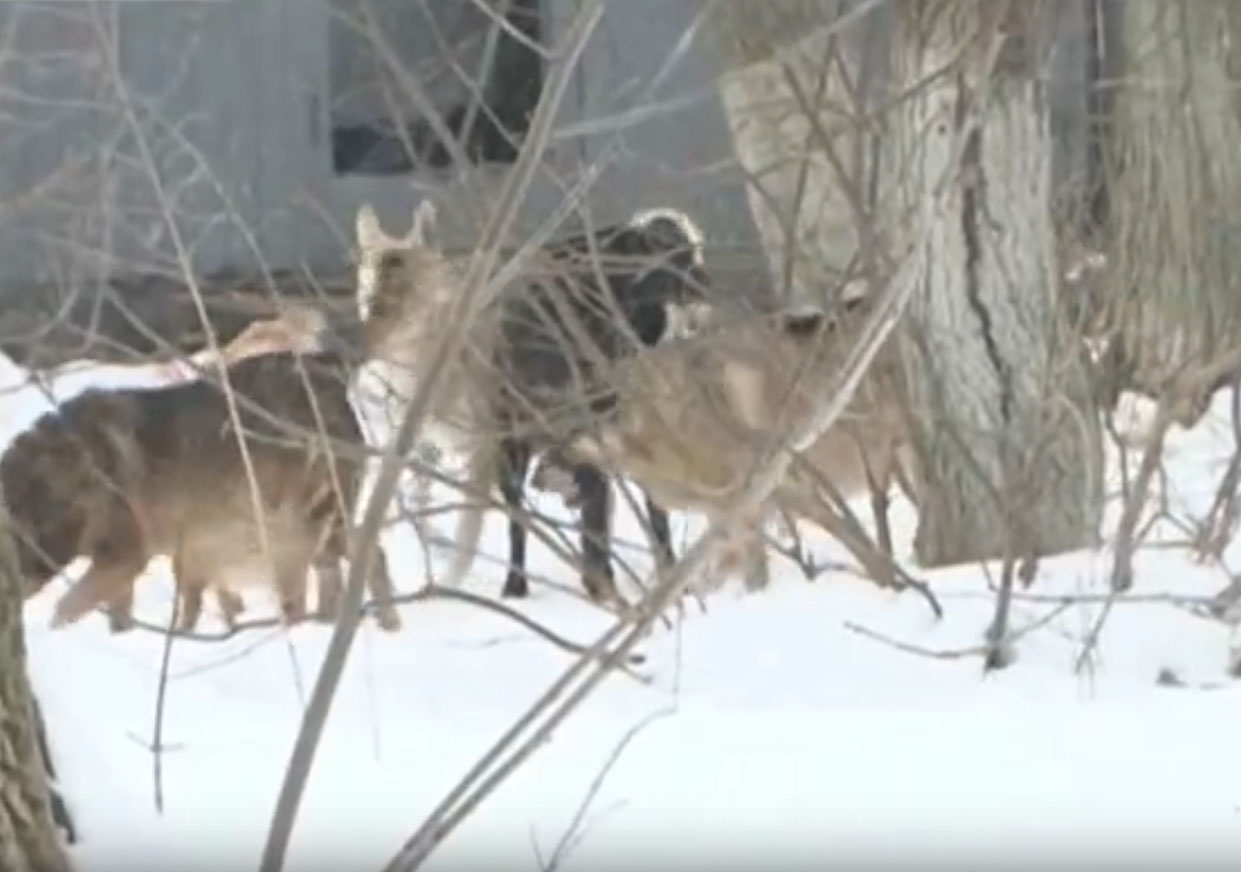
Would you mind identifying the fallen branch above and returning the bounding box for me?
[843,600,1073,662]
[1073,594,1116,676]
[950,589,1218,607]
[149,598,179,815]
[121,585,648,668]
[537,708,673,872]
[1109,403,1174,591]
[1195,376,1241,559]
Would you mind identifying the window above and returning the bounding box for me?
[328,0,543,176]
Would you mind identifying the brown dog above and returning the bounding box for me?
[4,345,402,633]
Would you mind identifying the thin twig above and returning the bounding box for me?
[1195,376,1241,559]
[1073,594,1116,676]
[379,173,930,872]
[121,586,646,669]
[843,601,1073,662]
[540,708,673,872]
[1109,403,1174,591]
[150,591,180,815]
[256,7,610,870]
[947,589,1217,607]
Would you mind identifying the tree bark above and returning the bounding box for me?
[0,491,74,872]
[711,1,1104,567]
[889,1,1103,567]
[1100,1,1241,416]
[710,1,889,306]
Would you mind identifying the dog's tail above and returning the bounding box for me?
[439,439,497,588]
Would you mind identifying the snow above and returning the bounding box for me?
[6,354,1241,870]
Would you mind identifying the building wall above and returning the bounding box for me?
[574,0,768,299]
[0,0,1095,307]
[0,5,118,290]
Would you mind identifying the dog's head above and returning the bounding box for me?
[617,207,712,307]
[1,394,139,596]
[353,200,461,362]
[776,278,877,340]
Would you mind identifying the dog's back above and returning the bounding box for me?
[570,308,840,506]
[562,293,912,512]
[129,351,361,480]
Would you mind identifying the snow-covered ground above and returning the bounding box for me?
[5,358,1241,870]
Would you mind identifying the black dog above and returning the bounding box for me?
[492,208,712,601]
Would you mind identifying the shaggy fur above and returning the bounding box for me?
[549,288,917,592]
[353,200,711,604]
[4,351,401,633]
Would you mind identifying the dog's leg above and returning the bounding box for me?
[740,523,772,593]
[574,463,620,605]
[644,492,675,570]
[687,519,735,597]
[862,441,896,585]
[500,438,533,598]
[175,585,205,633]
[170,550,208,632]
[530,447,580,504]
[303,482,346,625]
[215,589,245,629]
[91,499,144,633]
[52,525,146,630]
[104,581,136,633]
[364,540,401,632]
[314,500,400,631]
[314,559,344,625]
[274,558,310,627]
[313,514,345,626]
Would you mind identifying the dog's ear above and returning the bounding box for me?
[407,199,438,248]
[781,306,828,338]
[840,278,870,313]
[356,203,386,250]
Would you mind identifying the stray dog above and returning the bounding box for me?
[548,288,916,593]
[5,340,402,633]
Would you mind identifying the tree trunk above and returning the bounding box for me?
[0,492,74,872]
[709,1,889,306]
[889,1,1103,567]
[710,1,1104,568]
[1100,1,1241,418]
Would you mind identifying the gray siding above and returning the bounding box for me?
[0,0,1095,306]
[574,0,766,292]
[0,5,117,290]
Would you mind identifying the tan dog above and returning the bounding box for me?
[350,201,507,591]
[554,289,917,593]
